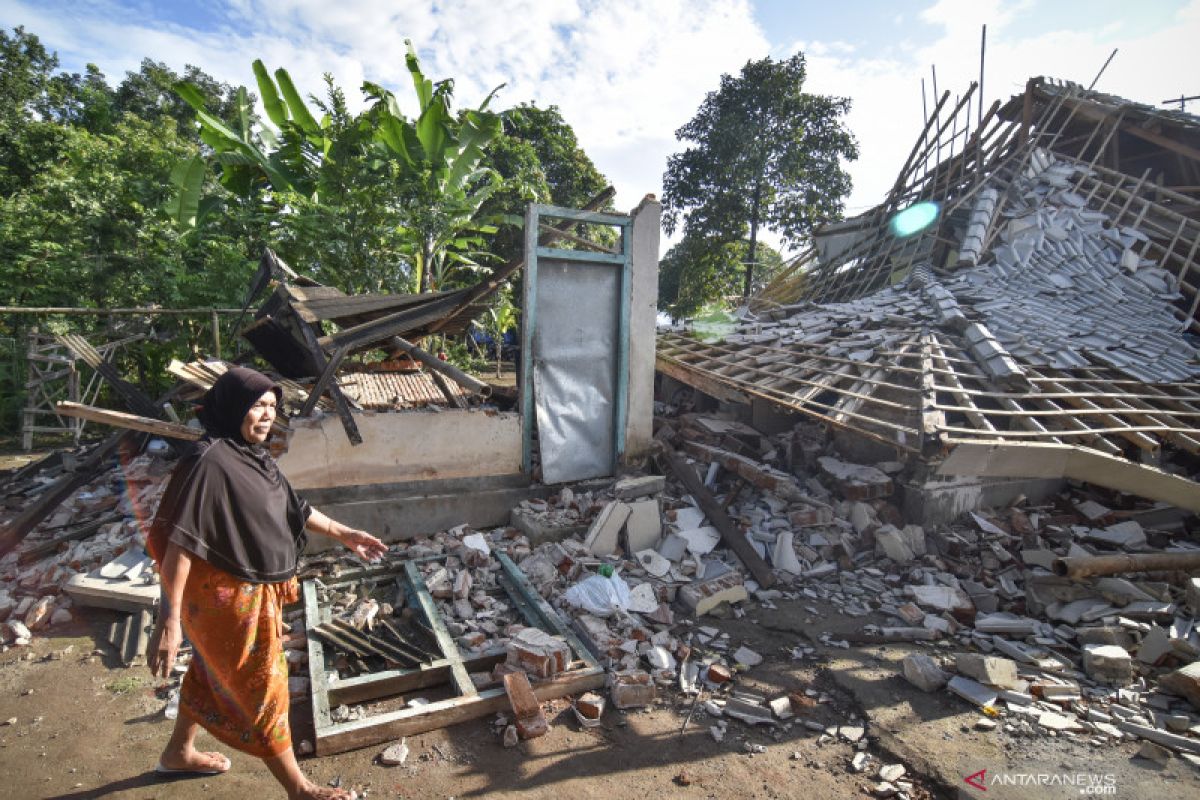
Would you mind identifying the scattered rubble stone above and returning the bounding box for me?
[955,654,1021,689]
[1161,663,1200,711]
[902,654,949,692]
[1137,741,1173,764]
[609,670,655,709]
[1082,644,1134,685]
[378,739,409,766]
[948,676,998,709]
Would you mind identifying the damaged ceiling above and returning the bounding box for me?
[658,77,1200,510]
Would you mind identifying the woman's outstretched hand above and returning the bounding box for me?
[341,529,388,563]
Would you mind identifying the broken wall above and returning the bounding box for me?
[278,409,522,490]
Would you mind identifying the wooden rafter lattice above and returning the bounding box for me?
[20,329,147,450]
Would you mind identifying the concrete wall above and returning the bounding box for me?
[277,408,523,491]
[903,474,1066,526]
[300,474,546,546]
[624,196,662,465]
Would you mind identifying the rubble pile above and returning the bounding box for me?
[0,448,171,645]
[4,397,1199,773]
[490,404,1200,764]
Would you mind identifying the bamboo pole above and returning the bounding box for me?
[1053,551,1200,579]
[389,336,491,398]
[0,307,242,315]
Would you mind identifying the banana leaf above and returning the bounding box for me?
[253,60,289,128]
[164,155,205,229]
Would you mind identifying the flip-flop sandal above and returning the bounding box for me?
[154,754,231,776]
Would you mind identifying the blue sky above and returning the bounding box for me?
[4,1,1199,252]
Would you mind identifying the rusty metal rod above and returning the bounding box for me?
[1053,551,1200,579]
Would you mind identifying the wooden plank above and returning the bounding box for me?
[1074,379,1200,455]
[303,580,334,734]
[300,344,351,417]
[55,402,201,441]
[656,443,776,589]
[388,335,490,397]
[315,666,605,755]
[655,354,750,405]
[296,321,362,446]
[327,661,454,706]
[680,441,827,508]
[496,552,600,669]
[403,560,476,698]
[316,292,468,352]
[239,315,323,378]
[0,306,240,315]
[55,335,162,420]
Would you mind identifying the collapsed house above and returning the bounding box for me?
[6,79,1200,788]
[658,76,1200,520]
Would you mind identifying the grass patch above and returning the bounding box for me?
[105,675,143,694]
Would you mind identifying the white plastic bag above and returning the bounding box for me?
[563,573,631,618]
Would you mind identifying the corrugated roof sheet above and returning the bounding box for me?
[337,370,467,410]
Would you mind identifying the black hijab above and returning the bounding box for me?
[148,367,310,583]
[196,366,283,440]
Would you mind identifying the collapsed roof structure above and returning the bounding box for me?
[657,77,1200,513]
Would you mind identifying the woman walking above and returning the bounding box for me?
[146,367,388,799]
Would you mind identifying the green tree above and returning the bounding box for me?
[171,42,511,294]
[360,42,507,292]
[0,26,66,194]
[658,234,784,320]
[113,59,243,141]
[478,289,517,377]
[272,76,417,293]
[662,52,857,301]
[482,103,610,264]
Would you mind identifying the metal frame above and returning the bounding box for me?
[303,552,604,755]
[521,202,633,476]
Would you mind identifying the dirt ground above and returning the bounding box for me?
[2,593,1196,800]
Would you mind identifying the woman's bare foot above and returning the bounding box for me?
[290,781,355,800]
[265,743,354,799]
[156,747,231,774]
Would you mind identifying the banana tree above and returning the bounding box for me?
[167,62,332,228]
[166,45,515,295]
[363,40,508,291]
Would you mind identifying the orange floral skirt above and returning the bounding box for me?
[178,557,299,758]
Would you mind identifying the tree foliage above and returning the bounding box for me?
[171,42,514,294]
[658,234,784,320]
[481,103,611,264]
[662,52,857,301]
[0,26,610,432]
